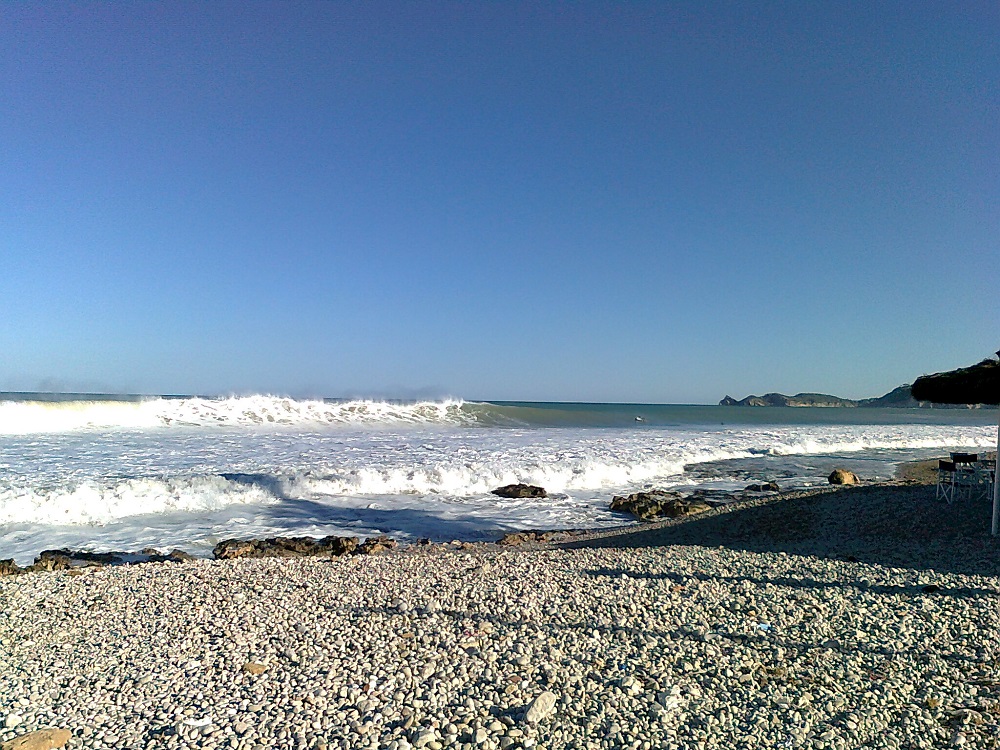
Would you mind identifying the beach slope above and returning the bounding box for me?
[3,482,1000,749]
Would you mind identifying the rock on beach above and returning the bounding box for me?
[609,490,712,521]
[828,468,860,485]
[524,691,558,723]
[0,728,71,750]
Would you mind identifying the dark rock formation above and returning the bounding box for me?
[41,549,122,564]
[911,357,1000,406]
[609,491,712,521]
[355,536,398,555]
[496,530,583,546]
[212,535,359,560]
[30,551,75,572]
[0,559,21,576]
[490,483,548,498]
[0,546,197,577]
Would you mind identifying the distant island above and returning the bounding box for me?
[719,385,972,408]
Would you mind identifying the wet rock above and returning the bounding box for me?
[0,727,73,750]
[213,535,359,560]
[496,530,581,546]
[490,484,547,499]
[61,550,122,564]
[609,491,711,521]
[355,536,398,555]
[828,468,859,485]
[745,481,780,492]
[0,559,22,576]
[25,552,73,573]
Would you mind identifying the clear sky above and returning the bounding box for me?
[1,2,997,403]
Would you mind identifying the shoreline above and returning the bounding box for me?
[4,473,1000,748]
[2,453,993,575]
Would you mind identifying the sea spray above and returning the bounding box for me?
[0,395,995,564]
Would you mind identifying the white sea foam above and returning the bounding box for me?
[0,476,280,526]
[1,409,995,564]
[0,396,472,434]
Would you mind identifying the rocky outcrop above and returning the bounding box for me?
[911,357,1000,406]
[828,469,859,485]
[491,484,547,498]
[745,481,780,492]
[211,534,404,560]
[0,547,197,577]
[610,491,712,521]
[496,530,585,546]
[0,559,22,576]
[212,535,359,560]
[355,536,398,555]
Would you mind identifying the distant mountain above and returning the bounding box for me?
[720,384,944,408]
[719,392,859,407]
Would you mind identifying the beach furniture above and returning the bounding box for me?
[950,453,979,500]
[974,458,996,500]
[936,460,958,504]
[910,353,999,533]
[939,454,996,504]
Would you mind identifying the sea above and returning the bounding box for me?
[1,394,997,565]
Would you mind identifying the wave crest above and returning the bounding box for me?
[0,396,475,434]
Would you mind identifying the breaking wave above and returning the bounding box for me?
[0,396,480,434]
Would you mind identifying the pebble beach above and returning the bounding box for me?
[4,478,1000,750]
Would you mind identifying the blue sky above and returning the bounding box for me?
[1,2,997,403]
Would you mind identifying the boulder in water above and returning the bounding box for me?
[491,484,547,499]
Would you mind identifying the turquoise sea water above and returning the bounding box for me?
[478,401,997,427]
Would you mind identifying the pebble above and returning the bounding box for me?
[524,692,558,724]
[3,714,22,729]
